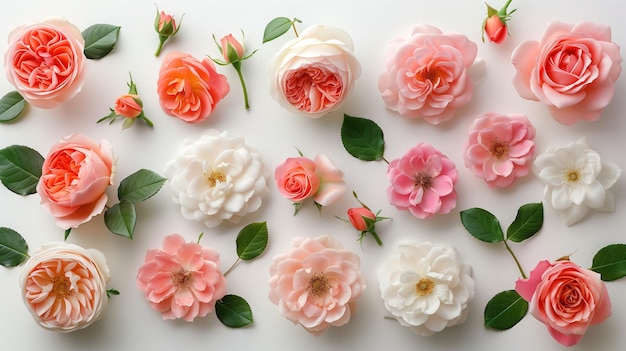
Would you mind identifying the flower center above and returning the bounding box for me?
[415,67,444,84]
[171,268,193,289]
[415,278,435,296]
[207,168,226,187]
[489,139,510,159]
[51,276,73,299]
[564,169,580,184]
[414,172,432,189]
[307,272,330,297]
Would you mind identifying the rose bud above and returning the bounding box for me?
[348,207,376,231]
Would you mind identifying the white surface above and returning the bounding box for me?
[1,0,625,350]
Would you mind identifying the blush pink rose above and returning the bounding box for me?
[136,233,228,322]
[268,235,366,335]
[387,143,458,219]
[114,94,142,118]
[511,21,622,125]
[157,51,230,123]
[378,24,478,124]
[515,260,612,346]
[37,134,114,229]
[4,17,86,109]
[463,112,536,188]
[220,34,244,62]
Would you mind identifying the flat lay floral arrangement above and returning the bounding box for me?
[0,0,625,350]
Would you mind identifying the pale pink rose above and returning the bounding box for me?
[114,94,142,118]
[515,260,612,346]
[268,235,366,335]
[313,154,346,206]
[463,112,536,188]
[387,143,458,219]
[157,52,229,123]
[136,233,228,322]
[37,134,115,229]
[268,24,361,118]
[4,17,86,109]
[20,242,110,332]
[512,21,622,125]
[378,24,478,124]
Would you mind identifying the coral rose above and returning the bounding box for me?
[20,242,110,332]
[511,21,622,125]
[37,134,115,229]
[4,17,86,109]
[347,207,376,232]
[157,52,229,123]
[114,94,142,118]
[515,260,612,346]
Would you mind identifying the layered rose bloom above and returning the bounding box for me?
[163,129,268,228]
[268,235,366,335]
[378,24,479,124]
[37,134,115,229]
[20,242,110,332]
[512,21,622,125]
[463,112,536,188]
[157,52,229,123]
[387,143,458,219]
[268,24,361,118]
[515,260,612,346]
[4,17,86,108]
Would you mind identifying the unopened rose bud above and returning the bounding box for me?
[153,7,183,56]
[114,94,142,118]
[220,34,244,64]
[348,207,376,231]
[484,15,507,44]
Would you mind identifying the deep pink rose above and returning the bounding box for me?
[378,24,478,124]
[387,143,458,219]
[4,17,86,109]
[484,15,507,44]
[114,94,142,118]
[37,134,114,229]
[512,21,622,125]
[348,207,376,231]
[515,260,612,346]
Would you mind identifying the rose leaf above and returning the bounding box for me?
[104,200,136,239]
[216,294,253,328]
[341,114,385,161]
[506,202,543,243]
[0,227,29,267]
[262,17,293,43]
[82,24,121,59]
[117,168,167,203]
[236,221,268,260]
[0,91,26,123]
[0,144,43,195]
[591,243,626,281]
[460,207,504,243]
[484,290,528,330]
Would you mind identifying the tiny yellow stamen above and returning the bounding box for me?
[414,172,432,189]
[416,278,435,296]
[490,140,510,160]
[565,170,580,183]
[171,268,193,289]
[52,276,73,299]
[207,169,226,187]
[307,272,330,297]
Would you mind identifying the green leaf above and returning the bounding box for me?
[506,203,543,243]
[104,200,136,239]
[262,17,293,43]
[341,114,385,161]
[106,289,120,298]
[215,294,253,328]
[236,221,268,260]
[0,91,26,122]
[117,169,166,203]
[591,244,626,281]
[460,207,504,243]
[0,227,29,267]
[82,24,121,59]
[0,145,44,195]
[484,290,528,330]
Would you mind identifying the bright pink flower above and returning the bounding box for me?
[515,260,612,346]
[136,234,227,322]
[268,235,366,335]
[387,143,458,219]
[512,21,622,125]
[348,207,376,231]
[378,24,478,124]
[463,112,535,188]
[114,94,142,118]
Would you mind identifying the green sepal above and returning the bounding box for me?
[215,294,253,328]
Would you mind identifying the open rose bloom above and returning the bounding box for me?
[268,24,361,118]
[20,242,110,332]
[512,21,622,125]
[268,235,366,335]
[4,17,86,108]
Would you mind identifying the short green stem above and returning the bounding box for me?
[498,0,513,16]
[155,35,168,56]
[233,64,249,109]
[223,258,240,277]
[504,239,527,279]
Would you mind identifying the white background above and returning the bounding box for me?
[1,0,625,350]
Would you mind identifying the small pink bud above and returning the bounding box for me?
[220,34,244,63]
[156,11,177,36]
[484,15,507,44]
[348,207,376,231]
[114,94,142,118]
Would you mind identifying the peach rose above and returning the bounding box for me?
[512,21,622,125]
[157,52,229,123]
[4,17,86,109]
[347,207,376,231]
[37,134,114,229]
[114,94,142,118]
[515,260,612,346]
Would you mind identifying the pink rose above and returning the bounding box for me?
[515,260,612,346]
[157,51,229,123]
[220,34,244,63]
[347,207,376,231]
[378,24,478,124]
[114,94,142,118]
[4,17,86,109]
[484,15,507,44]
[137,234,227,322]
[463,112,536,188]
[387,142,458,219]
[37,134,114,229]
[511,21,622,125]
[268,235,366,335]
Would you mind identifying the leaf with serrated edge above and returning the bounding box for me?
[484,290,528,330]
[460,207,504,243]
[341,114,385,161]
[236,222,268,260]
[82,24,121,59]
[591,244,626,281]
[118,169,166,203]
[262,17,292,43]
[216,294,253,328]
[507,203,543,243]
[0,227,29,267]
[0,145,43,195]
[0,91,26,122]
[104,201,136,239]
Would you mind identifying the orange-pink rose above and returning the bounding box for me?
[4,17,86,109]
[220,34,244,63]
[114,94,142,118]
[347,207,376,231]
[37,134,114,229]
[157,51,229,123]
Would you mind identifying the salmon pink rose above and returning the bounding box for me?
[157,51,229,123]
[37,134,114,229]
[4,17,86,109]
[347,207,376,232]
[511,21,622,125]
[114,94,142,118]
[515,260,612,346]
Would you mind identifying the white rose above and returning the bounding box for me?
[377,241,474,336]
[268,24,361,118]
[164,129,269,228]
